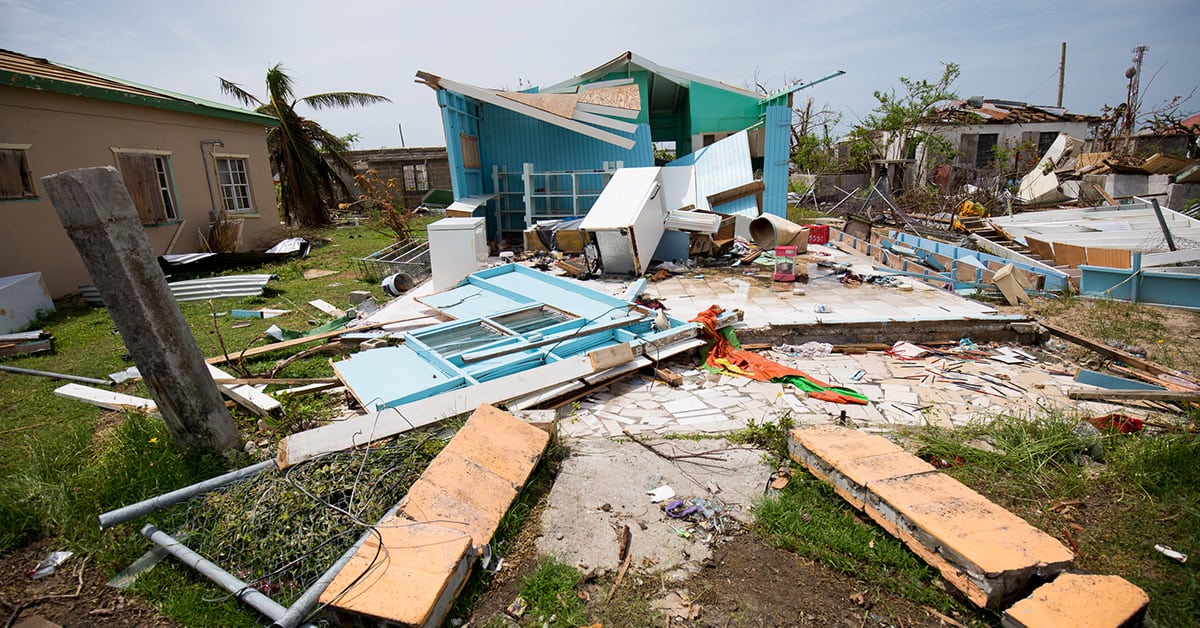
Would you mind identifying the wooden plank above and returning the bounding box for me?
[205,316,430,365]
[207,364,282,417]
[1052,242,1088,268]
[1068,389,1200,402]
[1083,247,1131,270]
[278,353,609,468]
[706,180,765,207]
[1025,237,1056,262]
[1092,183,1119,207]
[588,342,636,371]
[308,299,345,317]
[211,377,339,386]
[571,110,639,134]
[54,383,157,412]
[651,366,683,387]
[1041,321,1200,387]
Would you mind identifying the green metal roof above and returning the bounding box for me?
[0,49,279,127]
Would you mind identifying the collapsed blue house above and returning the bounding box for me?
[415,52,842,244]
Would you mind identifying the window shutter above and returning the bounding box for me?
[0,149,31,198]
[117,153,167,223]
[460,134,480,169]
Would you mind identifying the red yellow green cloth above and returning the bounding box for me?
[691,305,868,405]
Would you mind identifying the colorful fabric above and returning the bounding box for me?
[690,305,868,405]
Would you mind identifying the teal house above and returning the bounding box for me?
[416,52,840,242]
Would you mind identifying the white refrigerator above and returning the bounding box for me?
[579,167,665,276]
[427,217,487,290]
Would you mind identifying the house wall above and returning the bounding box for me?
[935,121,1092,168]
[904,120,1092,184]
[0,86,280,298]
[348,147,452,209]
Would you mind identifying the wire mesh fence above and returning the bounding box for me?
[135,425,453,611]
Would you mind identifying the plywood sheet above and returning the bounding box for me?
[496,91,579,119]
[1139,153,1195,175]
[1025,237,1055,262]
[1084,247,1132,269]
[578,84,641,111]
[1052,242,1088,268]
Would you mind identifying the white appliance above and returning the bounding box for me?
[579,167,665,276]
[427,217,487,290]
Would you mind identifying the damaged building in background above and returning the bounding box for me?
[902,97,1101,191]
[0,49,283,299]
[415,51,843,258]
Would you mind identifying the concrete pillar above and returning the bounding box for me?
[41,167,241,451]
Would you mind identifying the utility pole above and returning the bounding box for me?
[1057,42,1066,108]
[1124,44,1148,151]
[41,167,242,452]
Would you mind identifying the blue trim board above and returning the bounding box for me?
[890,231,1069,291]
[338,264,692,410]
[1079,264,1200,311]
[1075,369,1166,391]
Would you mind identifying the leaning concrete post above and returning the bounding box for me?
[41,167,241,451]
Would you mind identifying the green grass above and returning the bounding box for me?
[0,223,426,625]
[516,557,589,626]
[896,411,1200,626]
[755,475,970,613]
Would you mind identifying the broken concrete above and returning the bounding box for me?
[536,437,770,581]
[788,425,1075,609]
[321,405,548,627]
[1002,573,1149,628]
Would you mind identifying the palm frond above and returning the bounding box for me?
[300,92,391,111]
[218,77,263,109]
[265,64,296,107]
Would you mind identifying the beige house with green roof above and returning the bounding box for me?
[0,49,282,298]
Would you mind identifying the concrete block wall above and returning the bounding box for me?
[788,425,1075,609]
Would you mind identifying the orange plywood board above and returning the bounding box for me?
[578,84,641,111]
[1051,242,1087,268]
[496,91,579,119]
[1084,247,1132,269]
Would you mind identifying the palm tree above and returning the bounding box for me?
[219,64,390,226]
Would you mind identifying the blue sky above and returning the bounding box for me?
[3,0,1197,148]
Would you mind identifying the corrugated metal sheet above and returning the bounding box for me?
[762,105,791,217]
[690,130,757,217]
[80,274,275,306]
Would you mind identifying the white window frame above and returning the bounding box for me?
[403,163,430,192]
[213,153,255,214]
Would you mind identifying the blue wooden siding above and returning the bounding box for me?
[476,101,653,176]
[438,90,483,197]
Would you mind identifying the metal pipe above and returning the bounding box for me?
[142,524,288,621]
[271,506,400,628]
[100,460,275,529]
[0,365,113,386]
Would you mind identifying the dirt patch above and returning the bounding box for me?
[682,531,963,627]
[466,529,967,627]
[0,540,176,627]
